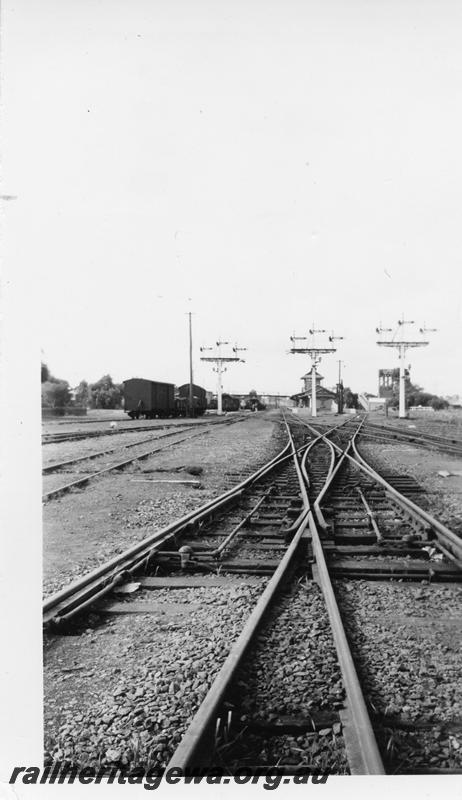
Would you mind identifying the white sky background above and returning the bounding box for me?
[3,0,462,397]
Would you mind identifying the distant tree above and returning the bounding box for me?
[343,387,359,409]
[75,380,91,408]
[41,380,72,409]
[89,375,123,409]
[389,379,449,411]
[248,389,257,398]
[430,396,449,411]
[41,362,50,383]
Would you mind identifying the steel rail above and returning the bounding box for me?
[167,422,311,771]
[300,438,335,495]
[203,487,275,559]
[364,419,462,448]
[42,427,204,474]
[357,489,383,544]
[305,510,385,774]
[298,416,358,480]
[168,418,385,774]
[294,416,461,770]
[312,443,350,532]
[300,417,364,532]
[351,436,462,566]
[293,417,386,774]
[299,419,353,531]
[42,423,195,444]
[359,425,462,456]
[166,513,311,771]
[42,415,246,445]
[297,417,462,567]
[43,434,294,625]
[298,416,351,491]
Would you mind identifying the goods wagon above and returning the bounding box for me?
[123,379,175,419]
[222,393,240,412]
[177,383,207,416]
[209,393,240,412]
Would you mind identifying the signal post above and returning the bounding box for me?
[289,327,339,418]
[200,341,246,415]
[376,318,435,419]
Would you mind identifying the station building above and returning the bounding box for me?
[291,371,337,413]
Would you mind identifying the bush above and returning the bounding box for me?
[41,380,72,408]
[431,396,449,411]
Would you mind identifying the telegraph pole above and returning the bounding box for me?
[329,333,345,415]
[376,317,434,419]
[336,360,345,414]
[289,326,338,418]
[188,311,194,416]
[200,341,246,415]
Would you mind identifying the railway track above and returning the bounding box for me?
[357,419,462,458]
[42,418,244,502]
[42,415,242,445]
[166,416,461,774]
[42,423,193,445]
[43,412,462,775]
[43,428,204,474]
[43,421,301,623]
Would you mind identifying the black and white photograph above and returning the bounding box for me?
[1,0,462,795]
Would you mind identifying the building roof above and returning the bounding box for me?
[291,387,337,400]
[300,371,324,380]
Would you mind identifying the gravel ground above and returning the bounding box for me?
[358,442,462,535]
[44,577,267,770]
[221,578,348,774]
[43,414,283,596]
[335,579,462,772]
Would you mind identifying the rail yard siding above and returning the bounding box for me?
[43,415,281,597]
[42,411,462,775]
[359,442,462,533]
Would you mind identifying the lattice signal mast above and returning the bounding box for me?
[200,340,246,416]
[376,317,435,419]
[289,326,338,418]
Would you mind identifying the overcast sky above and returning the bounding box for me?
[3,0,462,397]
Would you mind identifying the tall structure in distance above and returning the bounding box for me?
[289,326,340,418]
[376,318,435,419]
[378,367,410,400]
[200,341,246,416]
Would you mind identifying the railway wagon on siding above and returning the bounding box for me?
[208,393,240,412]
[123,378,175,419]
[222,394,240,412]
[177,384,207,416]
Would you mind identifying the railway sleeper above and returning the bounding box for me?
[328,568,462,582]
[328,556,461,577]
[245,711,341,735]
[324,544,431,558]
[333,533,380,546]
[333,522,373,529]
